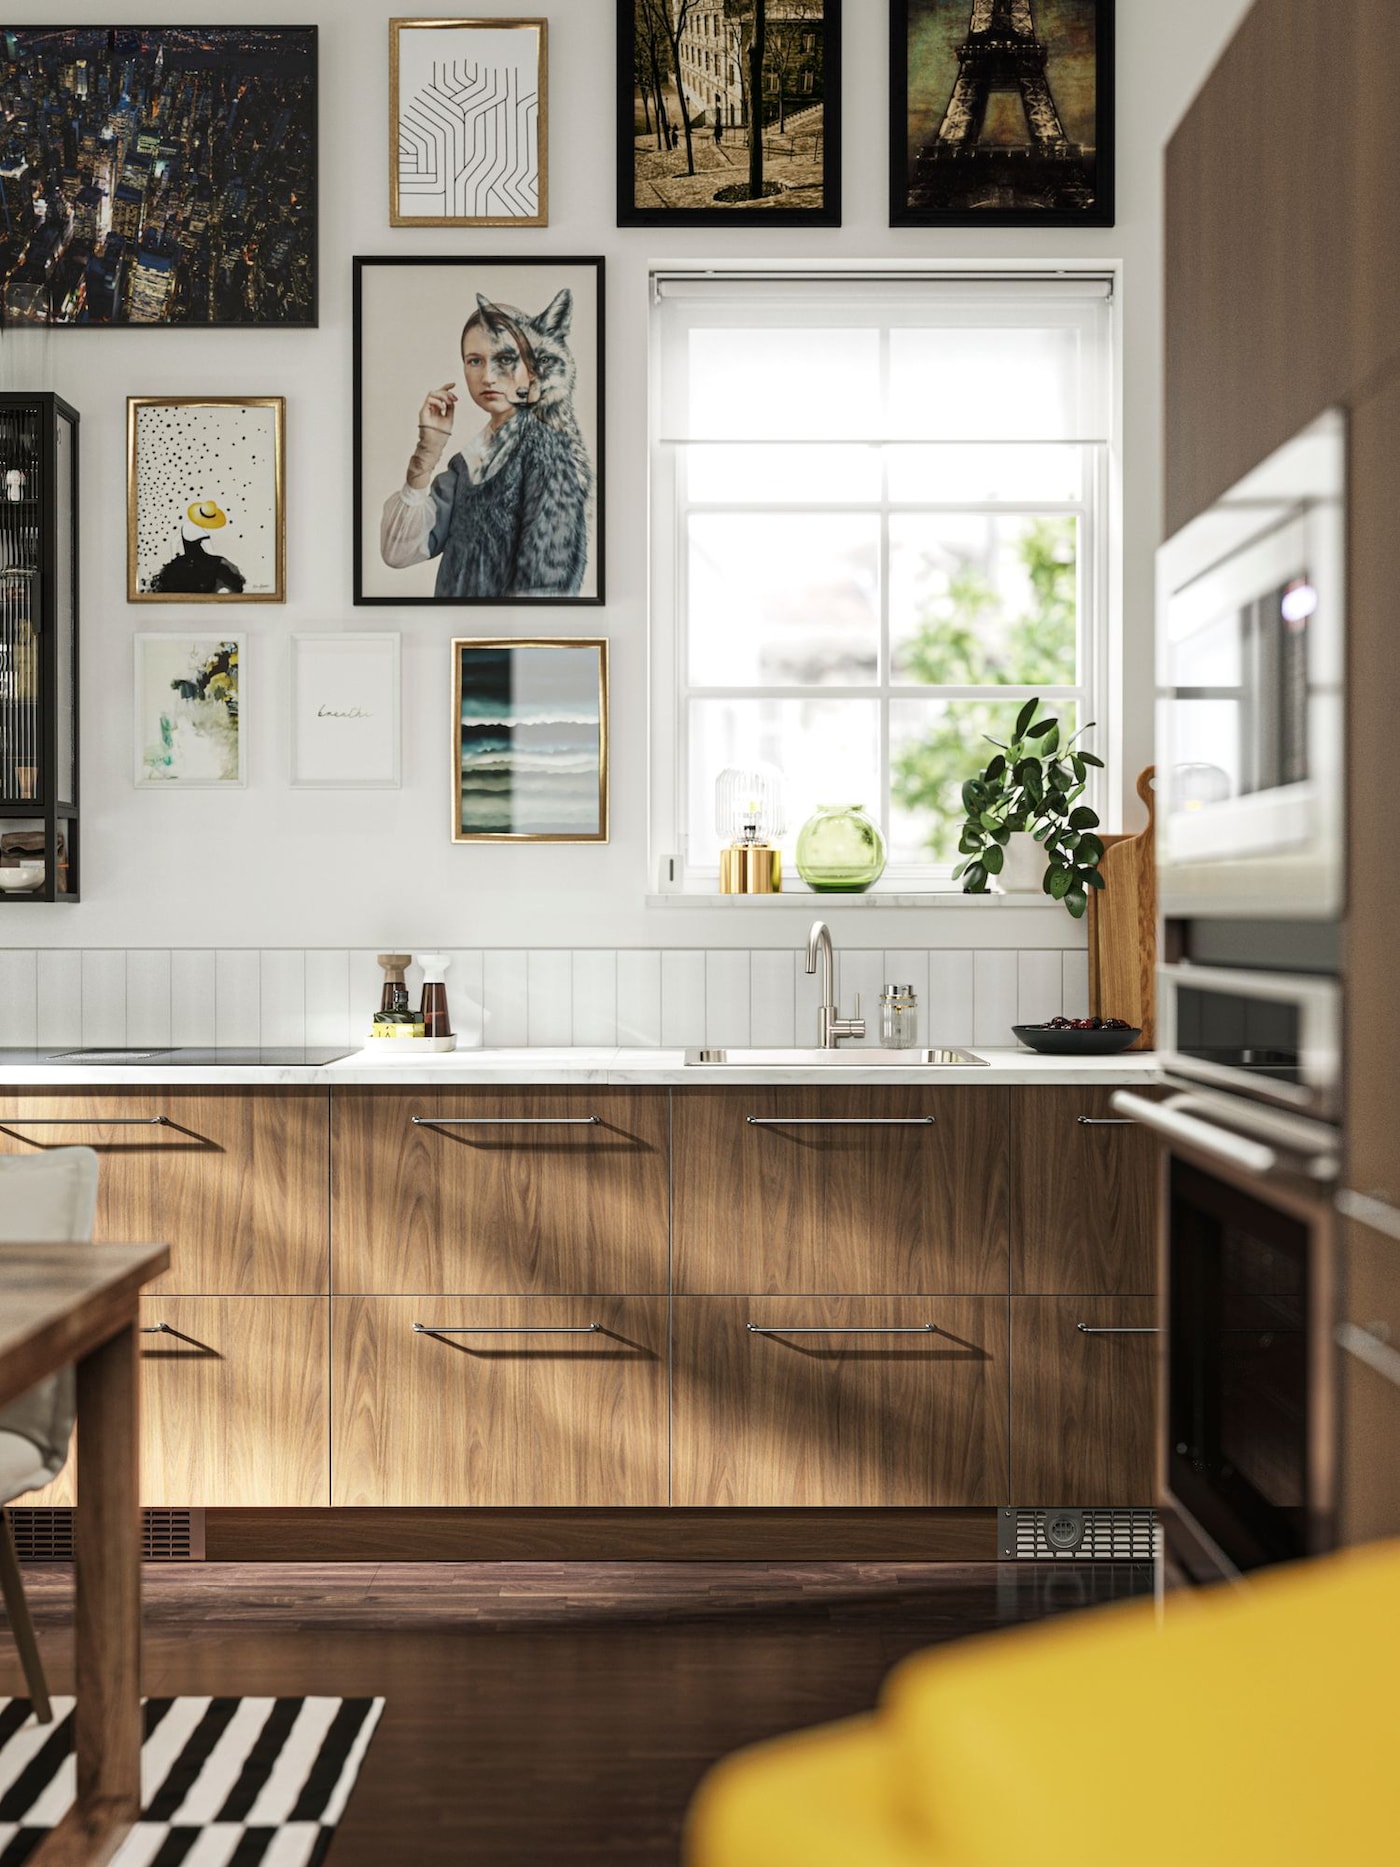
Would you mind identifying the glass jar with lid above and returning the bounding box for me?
[880,984,919,1050]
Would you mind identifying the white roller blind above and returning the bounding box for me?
[654,272,1113,445]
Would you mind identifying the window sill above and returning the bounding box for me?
[643,890,1069,910]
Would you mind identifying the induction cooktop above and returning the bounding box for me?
[0,1047,355,1066]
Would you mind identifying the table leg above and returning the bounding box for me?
[73,1313,141,1823]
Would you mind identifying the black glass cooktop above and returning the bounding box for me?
[0,1047,354,1066]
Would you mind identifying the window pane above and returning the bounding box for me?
[689,697,880,866]
[688,514,880,687]
[888,326,1095,440]
[688,329,882,440]
[889,700,1084,866]
[685,443,882,505]
[887,443,1086,505]
[890,513,1078,687]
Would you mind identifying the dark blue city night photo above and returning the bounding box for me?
[0,26,316,325]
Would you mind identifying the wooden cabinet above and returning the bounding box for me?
[1010,1298,1157,1506]
[30,1297,330,1508]
[672,1296,1009,1507]
[330,1296,668,1507]
[332,1088,668,1294]
[0,1090,329,1294]
[1011,1088,1159,1294]
[673,1088,1008,1294]
[1339,1217,1400,1547]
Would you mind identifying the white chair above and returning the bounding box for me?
[0,1148,99,1723]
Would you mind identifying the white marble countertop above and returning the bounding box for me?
[0,1046,1164,1089]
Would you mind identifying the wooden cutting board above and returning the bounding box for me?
[1088,766,1156,1048]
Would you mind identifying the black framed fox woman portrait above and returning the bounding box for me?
[353,256,605,605]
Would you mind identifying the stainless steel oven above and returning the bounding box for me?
[1156,407,1345,919]
[1112,1078,1339,1580]
[1158,956,1342,1123]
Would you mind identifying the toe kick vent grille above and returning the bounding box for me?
[7,1507,205,1562]
[1000,1507,1159,1561]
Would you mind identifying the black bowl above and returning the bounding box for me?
[1013,1024,1143,1056]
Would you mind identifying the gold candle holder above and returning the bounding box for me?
[719,843,782,894]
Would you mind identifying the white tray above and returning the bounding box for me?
[364,1034,458,1053]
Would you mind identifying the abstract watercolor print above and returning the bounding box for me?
[127,397,285,603]
[452,639,607,842]
[134,636,245,787]
[391,21,547,227]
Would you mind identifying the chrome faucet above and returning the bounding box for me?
[806,920,866,1049]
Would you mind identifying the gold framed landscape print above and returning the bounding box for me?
[452,637,608,843]
[127,396,285,603]
[390,17,548,227]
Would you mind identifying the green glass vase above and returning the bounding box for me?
[795,804,887,893]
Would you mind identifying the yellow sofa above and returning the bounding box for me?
[685,1540,1400,1867]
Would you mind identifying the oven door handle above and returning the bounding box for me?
[1109,1092,1279,1176]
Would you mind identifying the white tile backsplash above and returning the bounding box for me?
[0,941,1092,1055]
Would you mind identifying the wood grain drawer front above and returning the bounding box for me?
[672,1088,1008,1294]
[1339,1217,1400,1547]
[1010,1298,1157,1506]
[1011,1088,1159,1294]
[332,1089,669,1294]
[331,1296,669,1507]
[0,1091,330,1295]
[672,1297,1009,1508]
[140,1297,329,1507]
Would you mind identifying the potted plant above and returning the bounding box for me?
[953,698,1105,918]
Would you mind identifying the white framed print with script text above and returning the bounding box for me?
[291,633,401,788]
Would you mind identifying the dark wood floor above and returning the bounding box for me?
[1,1561,1152,1865]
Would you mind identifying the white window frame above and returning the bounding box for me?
[647,262,1123,897]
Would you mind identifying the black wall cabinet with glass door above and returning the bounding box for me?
[0,392,79,903]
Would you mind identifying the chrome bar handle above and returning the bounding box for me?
[1109,1091,1277,1175]
[1076,1323,1159,1335]
[745,1117,936,1127]
[746,1323,936,1336]
[1076,1117,1137,1126]
[410,1116,601,1127]
[140,1323,173,1335]
[412,1322,602,1336]
[2,1116,171,1126]
[1336,1322,1400,1390]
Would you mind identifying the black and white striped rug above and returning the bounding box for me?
[0,1695,383,1864]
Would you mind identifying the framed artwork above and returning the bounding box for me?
[390,17,548,227]
[127,397,285,603]
[452,638,608,843]
[354,255,604,606]
[0,28,317,327]
[619,0,842,227]
[133,636,245,787]
[890,1,1114,228]
[291,633,402,788]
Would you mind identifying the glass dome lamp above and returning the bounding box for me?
[715,764,787,894]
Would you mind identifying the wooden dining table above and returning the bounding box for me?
[0,1240,170,1866]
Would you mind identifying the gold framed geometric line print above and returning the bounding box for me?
[452,637,608,843]
[390,18,549,228]
[127,397,286,604]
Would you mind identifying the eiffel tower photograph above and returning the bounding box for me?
[892,0,1114,226]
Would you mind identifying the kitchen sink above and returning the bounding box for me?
[683,1047,988,1067]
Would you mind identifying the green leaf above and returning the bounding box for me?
[979,811,1001,832]
[984,754,1006,783]
[992,824,1011,845]
[1048,867,1072,900]
[951,857,971,880]
[1080,751,1105,768]
[1014,696,1039,740]
[981,843,1004,875]
[1069,805,1100,830]
[1084,867,1106,889]
[963,862,988,893]
[1026,718,1057,738]
[1066,887,1088,919]
[1079,834,1104,862]
[1039,727,1060,755]
[961,780,983,814]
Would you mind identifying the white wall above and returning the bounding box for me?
[0,0,1255,954]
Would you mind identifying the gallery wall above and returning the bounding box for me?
[0,0,1255,954]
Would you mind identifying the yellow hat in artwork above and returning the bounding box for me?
[186,500,228,530]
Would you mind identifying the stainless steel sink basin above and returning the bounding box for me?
[683,1047,988,1067]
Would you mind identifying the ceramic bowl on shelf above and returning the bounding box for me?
[1013,1022,1143,1056]
[0,865,44,894]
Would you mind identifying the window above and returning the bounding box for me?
[650,271,1116,892]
